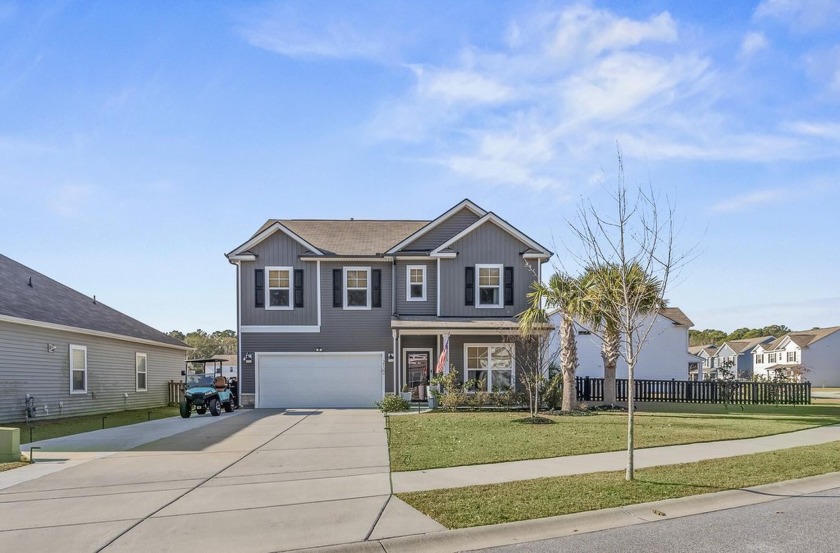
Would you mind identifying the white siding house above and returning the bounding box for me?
[549,307,695,380]
[753,326,840,386]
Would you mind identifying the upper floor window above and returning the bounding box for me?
[756,353,764,364]
[136,353,148,392]
[266,267,293,310]
[787,351,797,363]
[70,344,87,394]
[476,264,503,308]
[768,352,777,363]
[345,267,371,309]
[406,265,426,301]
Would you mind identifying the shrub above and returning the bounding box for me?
[375,394,410,412]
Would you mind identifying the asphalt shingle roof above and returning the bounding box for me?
[261,220,430,256]
[660,307,693,327]
[0,254,187,348]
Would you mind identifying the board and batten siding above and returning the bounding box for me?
[394,261,437,316]
[0,320,184,423]
[240,235,318,326]
[401,208,480,251]
[439,221,538,318]
[239,261,395,396]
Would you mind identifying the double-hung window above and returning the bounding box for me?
[70,344,87,394]
[787,351,797,362]
[465,344,514,391]
[756,353,764,364]
[266,266,293,309]
[406,265,426,301]
[476,264,503,308]
[344,267,371,309]
[136,353,148,392]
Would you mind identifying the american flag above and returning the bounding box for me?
[435,336,449,374]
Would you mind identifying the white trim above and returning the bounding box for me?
[402,348,433,393]
[70,344,87,394]
[316,260,322,328]
[392,329,398,394]
[431,212,551,257]
[300,257,391,262]
[386,199,487,254]
[240,325,321,333]
[436,258,441,317]
[0,314,191,350]
[406,265,427,302]
[396,328,519,336]
[344,266,371,310]
[475,263,504,308]
[227,254,256,262]
[264,266,294,310]
[227,221,324,258]
[523,253,550,260]
[236,261,243,386]
[254,351,385,408]
[391,256,433,261]
[135,352,148,392]
[463,342,516,391]
[429,252,457,259]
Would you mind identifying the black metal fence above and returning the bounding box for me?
[576,376,811,405]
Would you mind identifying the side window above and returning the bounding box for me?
[406,265,426,301]
[475,264,503,308]
[266,266,293,310]
[136,353,148,392]
[70,344,87,394]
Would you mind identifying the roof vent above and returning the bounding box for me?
[28,276,33,287]
[93,295,97,304]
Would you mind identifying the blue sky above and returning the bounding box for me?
[1,0,839,334]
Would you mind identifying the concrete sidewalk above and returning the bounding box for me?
[392,423,840,493]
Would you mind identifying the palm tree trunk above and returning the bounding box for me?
[601,327,619,405]
[561,314,578,412]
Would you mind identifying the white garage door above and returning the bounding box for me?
[256,352,383,408]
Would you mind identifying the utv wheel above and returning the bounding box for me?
[179,399,191,418]
[209,397,221,416]
[196,406,207,415]
[224,397,234,413]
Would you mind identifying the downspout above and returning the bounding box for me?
[391,257,397,317]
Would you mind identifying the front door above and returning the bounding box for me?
[406,351,430,401]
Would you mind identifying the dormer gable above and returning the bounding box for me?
[387,199,486,254]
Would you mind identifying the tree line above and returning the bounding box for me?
[167,329,237,359]
[689,325,792,346]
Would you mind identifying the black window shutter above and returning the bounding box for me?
[465,266,475,306]
[372,269,382,308]
[504,266,514,306]
[333,269,342,307]
[255,269,264,308]
[294,269,304,308]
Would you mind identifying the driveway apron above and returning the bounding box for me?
[0,409,406,552]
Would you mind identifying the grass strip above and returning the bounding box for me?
[5,406,180,444]
[390,406,840,472]
[398,441,840,529]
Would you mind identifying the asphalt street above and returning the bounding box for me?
[473,487,840,553]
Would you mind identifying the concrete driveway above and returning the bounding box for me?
[0,409,442,552]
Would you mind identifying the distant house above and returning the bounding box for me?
[0,254,189,422]
[710,336,775,379]
[752,326,840,386]
[550,307,696,381]
[688,345,718,380]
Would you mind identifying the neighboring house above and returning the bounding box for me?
[549,307,696,381]
[0,254,189,423]
[688,345,718,380]
[752,326,840,386]
[225,199,552,408]
[710,336,774,379]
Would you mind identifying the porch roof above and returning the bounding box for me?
[391,316,552,331]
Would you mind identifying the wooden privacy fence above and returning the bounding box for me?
[576,376,811,405]
[168,380,185,405]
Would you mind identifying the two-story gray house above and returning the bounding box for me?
[226,200,552,408]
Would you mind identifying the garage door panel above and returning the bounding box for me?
[257,353,383,408]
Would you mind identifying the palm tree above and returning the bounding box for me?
[520,272,585,412]
[579,263,666,406]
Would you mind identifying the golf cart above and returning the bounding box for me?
[179,358,237,418]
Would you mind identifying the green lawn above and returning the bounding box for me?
[388,404,840,472]
[398,441,840,529]
[4,406,181,444]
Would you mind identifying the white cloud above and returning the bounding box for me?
[785,121,840,140]
[49,184,95,218]
[416,67,514,105]
[755,0,840,31]
[710,189,784,213]
[739,31,768,58]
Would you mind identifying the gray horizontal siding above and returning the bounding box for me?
[402,208,480,251]
[241,234,318,326]
[0,320,184,423]
[394,261,437,316]
[440,221,539,318]
[240,261,395,395]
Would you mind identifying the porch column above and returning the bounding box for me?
[392,329,398,394]
[396,331,402,392]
